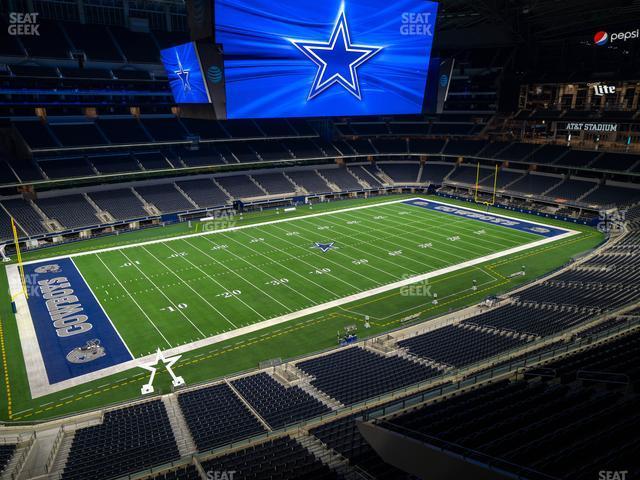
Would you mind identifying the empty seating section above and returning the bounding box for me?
[64,23,122,61]
[0,207,18,241]
[448,165,490,184]
[282,139,324,159]
[356,165,385,186]
[175,179,229,207]
[178,383,265,452]
[310,414,407,479]
[478,142,510,158]
[39,158,94,179]
[378,163,419,183]
[231,373,330,429]
[398,325,529,368]
[178,147,227,166]
[48,123,106,147]
[89,189,148,220]
[409,139,445,154]
[110,26,160,63]
[257,119,297,137]
[252,140,292,161]
[252,173,296,195]
[1,199,47,236]
[462,304,589,337]
[516,282,638,311]
[142,118,189,142]
[135,151,172,170]
[555,149,600,168]
[201,436,338,480]
[319,169,361,190]
[97,118,151,144]
[0,445,15,475]
[582,185,640,206]
[527,145,568,164]
[61,400,179,480]
[135,184,194,212]
[497,142,540,161]
[420,163,455,184]
[507,174,562,195]
[296,347,440,405]
[180,119,229,139]
[287,171,331,193]
[225,142,259,163]
[216,175,265,198]
[373,138,408,154]
[14,121,58,149]
[90,154,140,174]
[223,120,263,138]
[546,179,596,200]
[443,140,487,156]
[346,139,376,155]
[38,195,99,229]
[478,169,525,189]
[591,153,639,172]
[387,330,640,480]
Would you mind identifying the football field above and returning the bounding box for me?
[8,197,579,399]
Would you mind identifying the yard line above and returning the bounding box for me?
[176,239,292,316]
[298,214,455,268]
[291,218,422,279]
[377,203,537,247]
[268,221,407,281]
[246,224,373,291]
[119,249,207,337]
[211,232,319,306]
[302,215,442,272]
[338,209,496,261]
[146,243,243,328]
[341,206,518,258]
[95,253,173,348]
[227,230,350,298]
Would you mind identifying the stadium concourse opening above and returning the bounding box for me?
[0,0,638,478]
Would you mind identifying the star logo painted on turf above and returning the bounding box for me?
[173,51,191,92]
[314,242,335,253]
[139,348,185,394]
[290,8,382,100]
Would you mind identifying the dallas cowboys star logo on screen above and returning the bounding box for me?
[173,51,191,92]
[290,7,382,100]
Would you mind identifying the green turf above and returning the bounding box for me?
[73,199,540,356]
[0,195,605,422]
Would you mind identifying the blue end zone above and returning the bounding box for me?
[403,199,570,238]
[23,257,132,384]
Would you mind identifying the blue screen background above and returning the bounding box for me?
[161,42,210,104]
[215,0,438,118]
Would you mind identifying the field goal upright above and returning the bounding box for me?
[10,217,29,307]
[474,162,499,208]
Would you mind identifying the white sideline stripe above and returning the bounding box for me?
[15,228,578,398]
[6,197,580,398]
[18,198,416,266]
[70,258,135,359]
[18,197,578,267]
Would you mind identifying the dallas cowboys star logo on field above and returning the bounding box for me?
[173,51,191,92]
[290,8,382,100]
[314,242,335,253]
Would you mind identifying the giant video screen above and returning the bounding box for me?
[161,41,211,104]
[215,0,438,119]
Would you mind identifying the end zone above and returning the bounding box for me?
[8,257,132,397]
